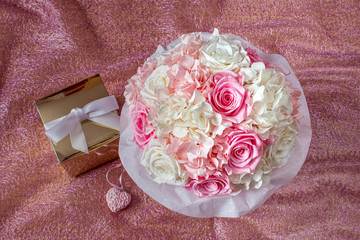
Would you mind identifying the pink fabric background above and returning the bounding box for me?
[1,0,359,239]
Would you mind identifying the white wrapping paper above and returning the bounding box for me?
[118,32,312,218]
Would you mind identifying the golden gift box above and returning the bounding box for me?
[35,74,120,176]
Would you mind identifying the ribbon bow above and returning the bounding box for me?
[44,95,120,153]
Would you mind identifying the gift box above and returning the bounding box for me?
[36,74,120,176]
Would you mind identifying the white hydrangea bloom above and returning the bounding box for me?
[199,29,250,72]
[242,63,294,138]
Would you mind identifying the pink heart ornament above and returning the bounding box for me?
[106,187,131,212]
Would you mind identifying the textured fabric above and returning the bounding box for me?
[0,0,359,239]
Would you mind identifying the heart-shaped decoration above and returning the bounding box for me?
[106,187,131,212]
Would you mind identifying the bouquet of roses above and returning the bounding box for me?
[124,29,302,197]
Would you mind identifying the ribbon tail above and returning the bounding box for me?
[90,113,121,131]
[45,116,73,144]
[69,120,89,154]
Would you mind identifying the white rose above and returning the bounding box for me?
[140,65,170,104]
[262,122,299,169]
[199,28,250,72]
[141,139,186,185]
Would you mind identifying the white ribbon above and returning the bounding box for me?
[44,95,120,154]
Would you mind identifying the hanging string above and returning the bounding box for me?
[106,163,125,190]
[105,162,131,212]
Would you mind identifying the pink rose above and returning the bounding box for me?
[185,171,232,197]
[224,127,265,175]
[129,102,155,149]
[208,71,251,123]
